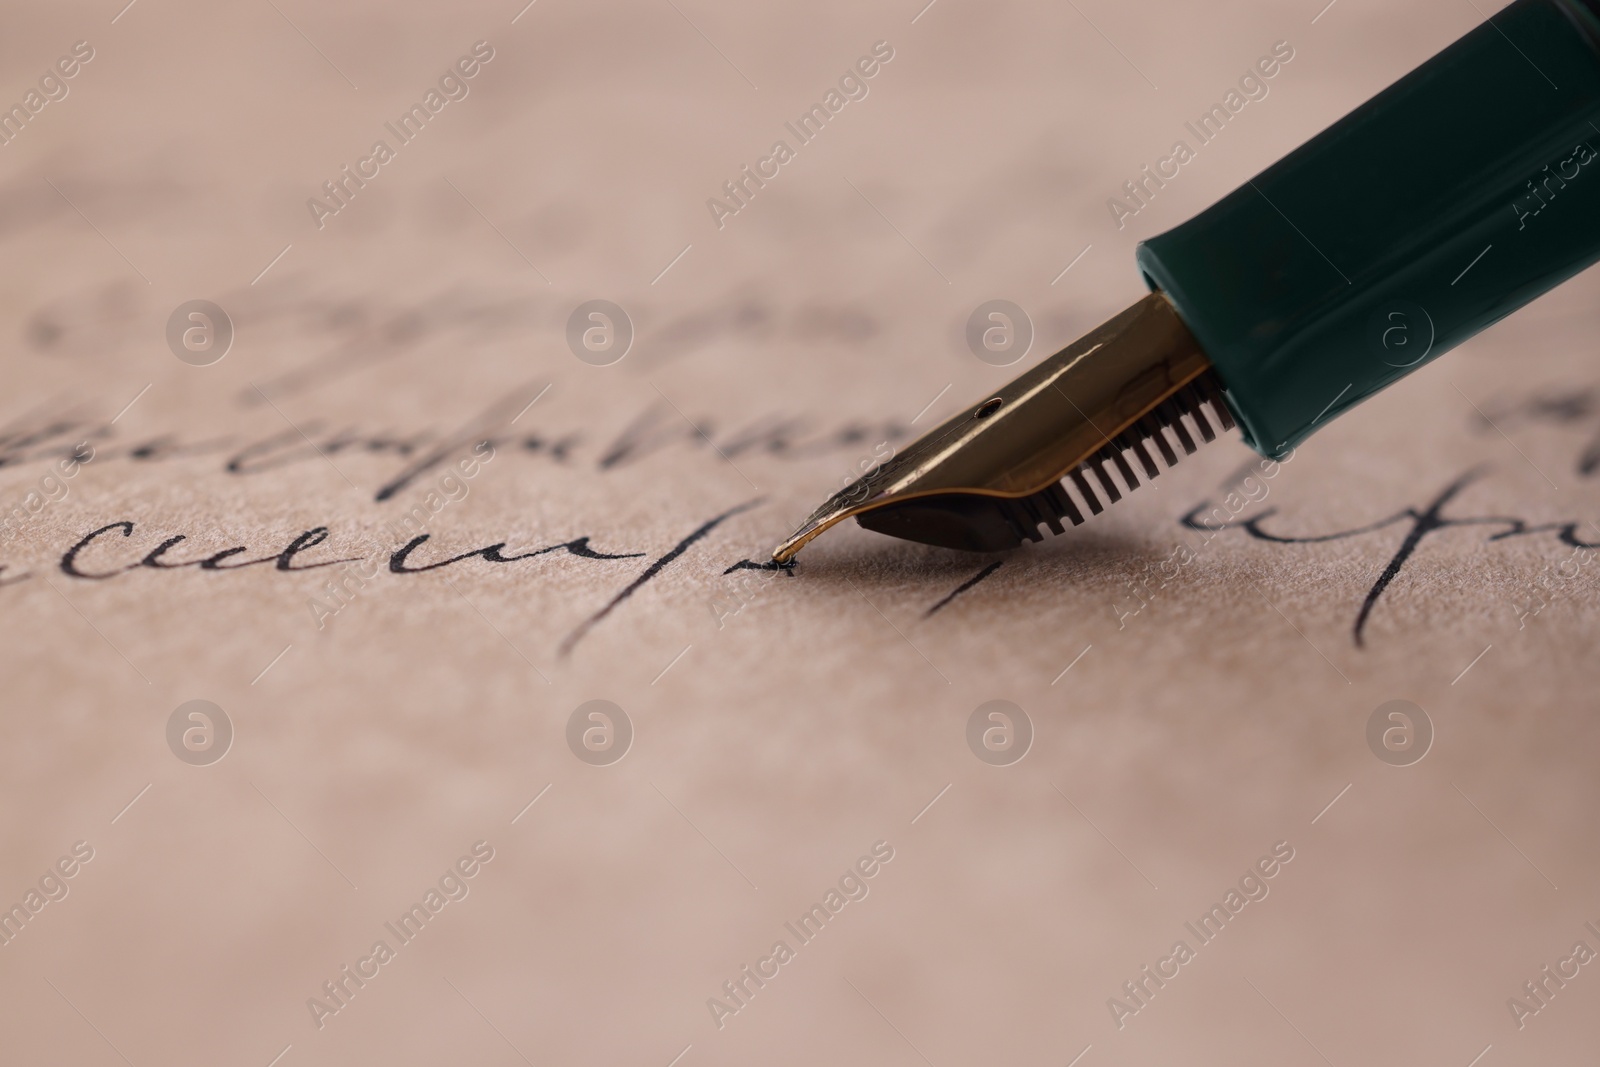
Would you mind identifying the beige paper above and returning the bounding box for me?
[1,1,1597,1064]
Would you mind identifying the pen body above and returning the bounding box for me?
[1138,0,1600,456]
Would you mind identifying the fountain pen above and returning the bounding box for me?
[773,0,1600,563]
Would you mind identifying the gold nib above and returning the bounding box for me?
[771,292,1233,563]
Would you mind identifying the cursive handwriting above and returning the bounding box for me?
[61,521,361,579]
[1475,383,1600,476]
[0,394,908,506]
[559,499,762,656]
[1182,468,1600,646]
[26,507,756,656]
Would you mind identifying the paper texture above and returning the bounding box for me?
[2,1,1598,1064]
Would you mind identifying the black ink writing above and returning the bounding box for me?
[1182,468,1600,646]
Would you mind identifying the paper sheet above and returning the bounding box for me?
[3,0,1598,1064]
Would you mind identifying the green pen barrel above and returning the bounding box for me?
[1136,0,1600,457]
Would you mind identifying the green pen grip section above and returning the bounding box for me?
[1136,0,1600,457]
